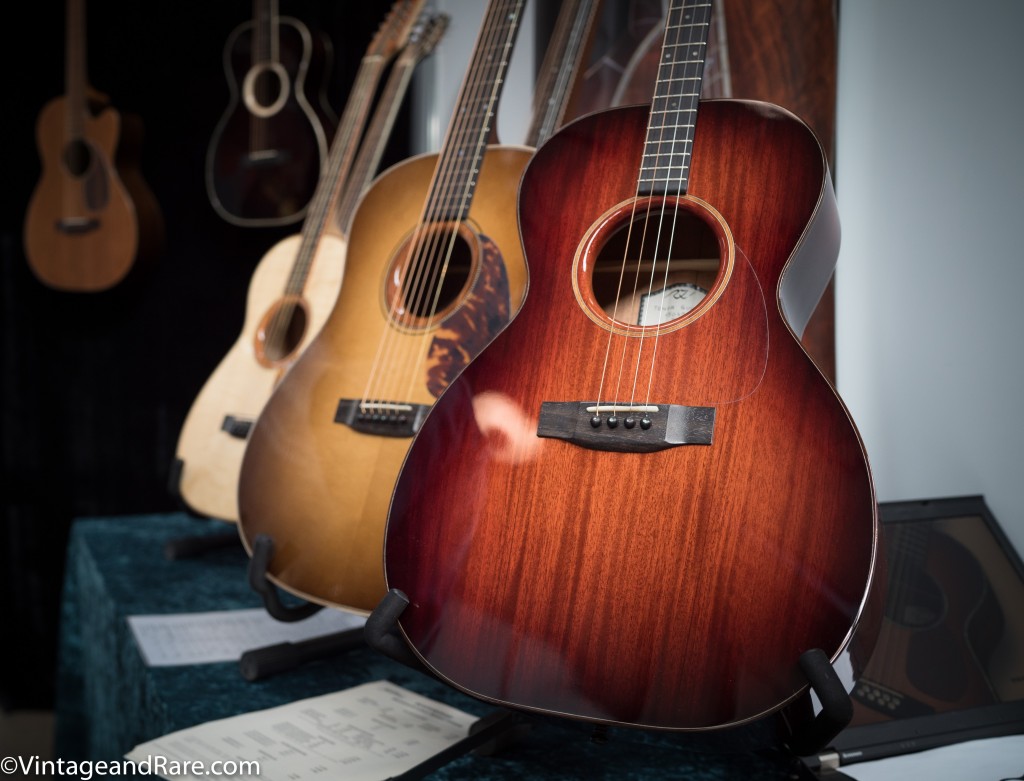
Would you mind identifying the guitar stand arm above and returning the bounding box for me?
[247,534,323,622]
[237,534,372,680]
[366,593,531,780]
[363,588,426,672]
[785,648,854,756]
[163,529,239,560]
[239,627,365,681]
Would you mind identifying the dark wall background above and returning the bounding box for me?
[1,0,407,710]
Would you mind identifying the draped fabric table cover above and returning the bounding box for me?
[55,513,808,780]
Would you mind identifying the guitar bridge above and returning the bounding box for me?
[334,399,430,438]
[537,401,715,453]
[57,217,100,235]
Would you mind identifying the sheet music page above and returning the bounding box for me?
[127,608,366,666]
[838,734,1024,780]
[125,680,477,781]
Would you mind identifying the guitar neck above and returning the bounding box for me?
[335,14,448,236]
[638,0,711,196]
[283,61,384,295]
[65,0,87,138]
[252,0,278,68]
[284,0,425,296]
[525,0,601,148]
[423,0,525,224]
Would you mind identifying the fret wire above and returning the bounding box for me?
[637,0,711,195]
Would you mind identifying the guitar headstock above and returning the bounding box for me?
[401,12,450,63]
[367,0,429,60]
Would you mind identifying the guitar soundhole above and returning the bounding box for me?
[63,139,93,177]
[243,63,290,118]
[252,69,284,109]
[383,222,478,329]
[255,297,308,366]
[578,197,727,332]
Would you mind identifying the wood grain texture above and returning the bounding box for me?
[236,148,531,613]
[24,96,141,292]
[384,101,880,730]
[174,232,347,522]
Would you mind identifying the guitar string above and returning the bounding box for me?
[263,0,411,360]
[363,0,507,410]
[359,0,518,410]
[640,3,709,409]
[592,24,667,417]
[399,3,520,405]
[261,60,381,359]
[623,2,697,410]
[594,0,706,416]
[403,0,524,405]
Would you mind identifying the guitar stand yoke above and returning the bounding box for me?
[239,533,364,681]
[364,588,853,777]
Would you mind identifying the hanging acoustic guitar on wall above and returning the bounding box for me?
[24,0,163,293]
[205,0,339,227]
[383,0,881,732]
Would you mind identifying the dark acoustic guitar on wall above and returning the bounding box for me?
[237,0,602,615]
[24,0,163,293]
[384,0,881,732]
[205,0,338,227]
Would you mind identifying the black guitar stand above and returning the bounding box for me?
[788,648,855,757]
[238,533,365,681]
[363,588,853,778]
[365,589,532,780]
[163,527,240,560]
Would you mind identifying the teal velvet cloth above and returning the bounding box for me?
[55,513,810,779]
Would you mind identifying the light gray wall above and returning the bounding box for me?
[835,0,1024,554]
[410,0,535,152]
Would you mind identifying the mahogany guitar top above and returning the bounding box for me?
[383,101,880,731]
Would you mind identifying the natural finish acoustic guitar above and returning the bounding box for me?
[384,0,881,731]
[24,0,162,293]
[174,1,431,523]
[205,0,338,227]
[237,0,549,614]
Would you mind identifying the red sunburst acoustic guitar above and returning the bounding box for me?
[383,0,881,732]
